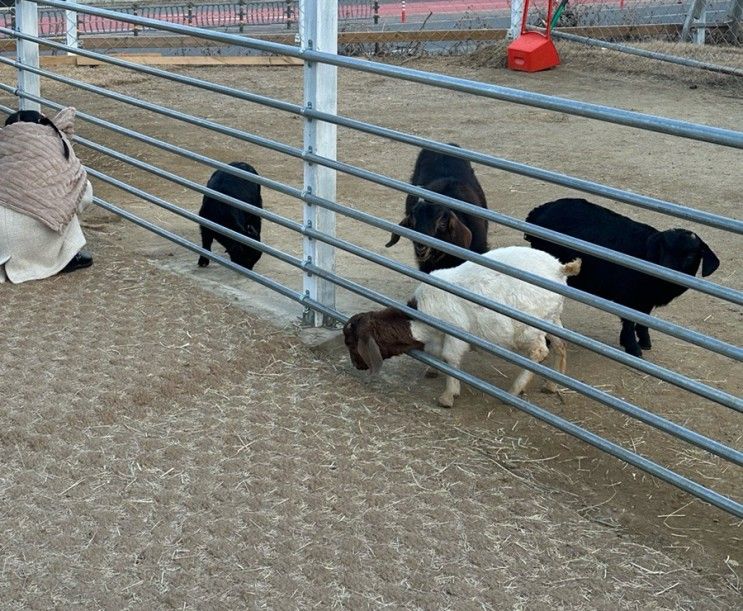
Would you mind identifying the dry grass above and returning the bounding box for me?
[467,39,743,94]
[0,234,740,608]
[1,49,741,607]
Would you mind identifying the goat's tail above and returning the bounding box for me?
[562,258,582,277]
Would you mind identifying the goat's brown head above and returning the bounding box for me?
[343,306,423,374]
[386,198,472,265]
[386,176,477,264]
[343,313,384,374]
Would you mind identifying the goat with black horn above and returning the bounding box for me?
[386,145,489,274]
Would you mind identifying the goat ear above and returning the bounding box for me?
[385,234,401,248]
[645,233,664,263]
[698,238,720,277]
[385,216,413,248]
[357,334,384,375]
[447,213,473,250]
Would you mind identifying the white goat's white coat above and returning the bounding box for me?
[409,246,578,407]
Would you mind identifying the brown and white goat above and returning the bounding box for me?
[343,246,581,408]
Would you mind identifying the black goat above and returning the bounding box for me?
[386,146,489,274]
[198,162,263,270]
[524,198,720,357]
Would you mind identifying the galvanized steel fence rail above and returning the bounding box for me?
[2,1,741,77]
[1,0,741,518]
[0,1,739,41]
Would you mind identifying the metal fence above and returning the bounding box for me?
[539,0,740,44]
[0,0,741,520]
[519,0,743,78]
[1,1,741,68]
[0,0,373,36]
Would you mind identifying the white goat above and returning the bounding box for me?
[343,246,581,407]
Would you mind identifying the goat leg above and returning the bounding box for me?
[198,227,215,267]
[635,325,652,350]
[437,338,468,408]
[541,334,567,401]
[510,342,549,397]
[619,318,643,357]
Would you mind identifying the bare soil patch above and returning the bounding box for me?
[0,49,741,606]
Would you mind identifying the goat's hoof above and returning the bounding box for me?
[197,257,210,268]
[620,337,643,358]
[549,388,567,404]
[437,393,455,408]
[623,345,643,358]
[541,382,559,394]
[424,367,439,379]
[638,339,652,350]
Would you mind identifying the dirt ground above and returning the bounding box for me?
[1,48,741,607]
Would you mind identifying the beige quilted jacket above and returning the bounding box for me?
[0,107,88,233]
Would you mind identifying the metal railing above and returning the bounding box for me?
[2,1,740,75]
[1,0,741,519]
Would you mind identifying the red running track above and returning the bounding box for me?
[380,0,511,13]
[18,1,629,37]
[380,0,622,16]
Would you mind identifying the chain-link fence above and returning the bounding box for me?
[516,0,743,80]
[0,1,370,55]
[1,1,741,72]
[0,0,370,35]
[0,0,508,56]
[539,0,740,45]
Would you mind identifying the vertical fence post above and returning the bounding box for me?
[509,0,524,39]
[300,0,337,327]
[373,0,380,55]
[15,0,40,112]
[132,2,139,36]
[286,0,293,29]
[694,4,707,45]
[64,0,78,52]
[682,0,708,43]
[726,0,742,44]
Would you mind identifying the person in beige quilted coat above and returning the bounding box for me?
[0,107,93,283]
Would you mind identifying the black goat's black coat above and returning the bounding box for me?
[524,198,720,356]
[407,146,487,206]
[198,162,263,270]
[387,146,489,273]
